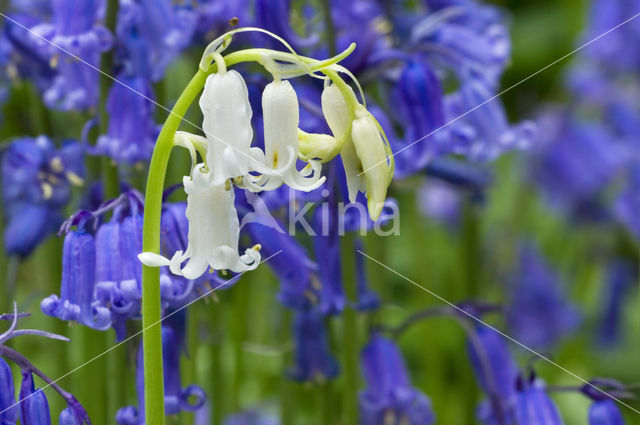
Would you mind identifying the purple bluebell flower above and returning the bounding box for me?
[117,0,196,82]
[1,356,19,424]
[531,113,624,212]
[94,74,158,164]
[588,400,625,425]
[41,228,111,331]
[582,0,640,72]
[390,59,447,176]
[444,80,535,162]
[41,0,112,110]
[19,371,51,425]
[93,216,141,340]
[247,221,319,310]
[289,310,339,383]
[414,0,510,87]
[254,0,318,50]
[116,319,206,424]
[359,333,435,425]
[597,262,635,346]
[467,325,517,425]
[2,136,84,257]
[312,208,345,316]
[505,245,581,349]
[59,407,83,425]
[514,376,564,425]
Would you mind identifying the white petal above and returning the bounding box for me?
[138,252,171,267]
[321,84,364,202]
[351,107,391,221]
[200,70,254,184]
[262,80,299,170]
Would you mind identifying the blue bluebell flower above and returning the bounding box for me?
[505,245,581,349]
[390,59,447,176]
[359,333,435,425]
[289,309,339,383]
[94,74,158,164]
[597,262,635,346]
[588,400,625,425]
[93,214,142,340]
[39,0,112,110]
[2,136,84,257]
[0,356,19,424]
[41,229,112,331]
[19,371,51,425]
[312,208,345,316]
[514,376,564,425]
[247,220,319,311]
[467,325,517,425]
[531,114,624,211]
[59,407,84,425]
[582,0,640,72]
[3,10,56,91]
[415,0,510,87]
[254,0,318,50]
[116,319,206,424]
[117,0,196,82]
[444,80,535,162]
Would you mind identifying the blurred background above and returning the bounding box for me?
[2,0,640,424]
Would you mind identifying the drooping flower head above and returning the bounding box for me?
[19,371,51,425]
[289,309,339,383]
[94,74,158,164]
[359,333,435,425]
[506,244,581,349]
[467,325,517,425]
[41,227,112,331]
[0,356,19,424]
[514,373,564,425]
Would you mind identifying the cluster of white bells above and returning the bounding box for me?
[140,67,393,280]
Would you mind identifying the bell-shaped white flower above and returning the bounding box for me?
[321,84,365,202]
[199,69,261,186]
[139,164,261,279]
[351,105,393,221]
[254,79,325,192]
[321,84,393,221]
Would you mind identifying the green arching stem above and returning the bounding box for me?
[141,44,358,424]
[141,68,208,425]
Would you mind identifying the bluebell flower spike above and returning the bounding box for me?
[289,310,339,383]
[19,370,52,425]
[359,333,435,425]
[514,374,565,425]
[0,356,19,424]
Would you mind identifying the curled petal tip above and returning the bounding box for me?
[138,252,171,267]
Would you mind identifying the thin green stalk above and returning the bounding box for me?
[230,282,250,412]
[141,69,208,425]
[341,234,359,425]
[210,303,223,425]
[280,309,293,425]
